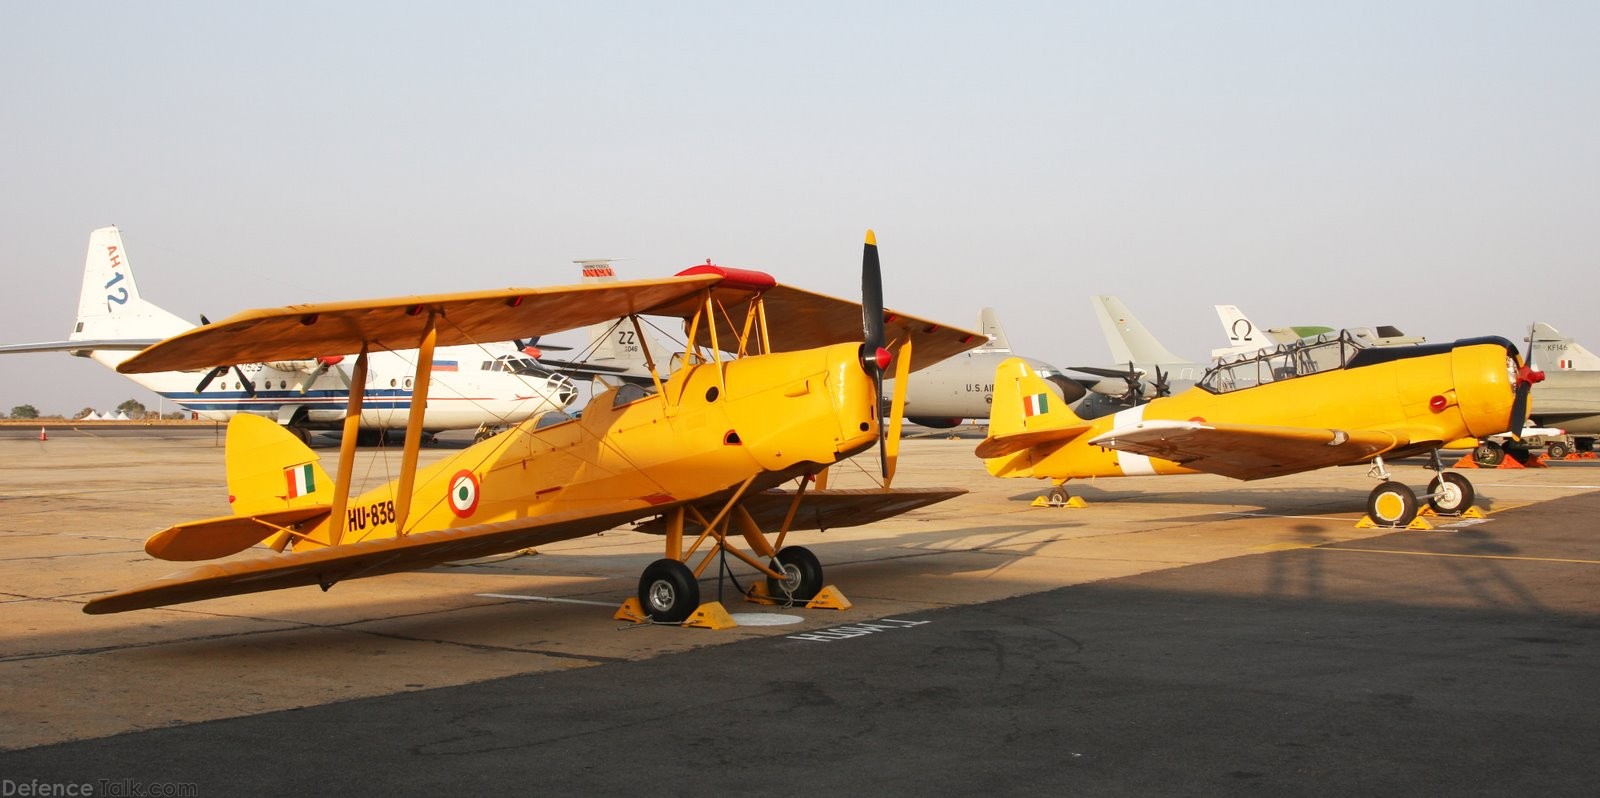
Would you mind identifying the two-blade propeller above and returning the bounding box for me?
[1509,324,1546,438]
[194,315,256,397]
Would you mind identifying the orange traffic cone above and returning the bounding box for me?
[38,427,47,441]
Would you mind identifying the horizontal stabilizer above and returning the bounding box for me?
[145,507,333,561]
[974,424,1094,459]
[1088,420,1403,481]
[118,272,983,376]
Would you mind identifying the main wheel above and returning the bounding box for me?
[1426,472,1474,515]
[766,545,824,603]
[1472,441,1504,467]
[1545,440,1571,460]
[1048,485,1070,505]
[638,559,699,623]
[1366,481,1419,527]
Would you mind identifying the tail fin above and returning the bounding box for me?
[71,226,191,346]
[1531,322,1600,371]
[977,357,1092,462]
[1212,305,1274,358]
[1092,296,1186,365]
[141,414,334,561]
[576,258,669,382]
[975,307,1012,352]
[226,413,334,517]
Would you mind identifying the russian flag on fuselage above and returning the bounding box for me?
[432,360,459,371]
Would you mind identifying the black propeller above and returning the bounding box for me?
[1150,365,1171,398]
[194,314,255,396]
[860,231,892,478]
[1509,324,1545,438]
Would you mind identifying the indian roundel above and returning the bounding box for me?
[448,470,481,518]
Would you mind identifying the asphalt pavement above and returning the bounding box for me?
[4,491,1596,797]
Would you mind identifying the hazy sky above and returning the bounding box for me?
[3,2,1596,416]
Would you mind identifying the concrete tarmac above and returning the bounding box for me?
[2,431,1597,794]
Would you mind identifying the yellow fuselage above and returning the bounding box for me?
[304,342,879,548]
[1008,339,1517,481]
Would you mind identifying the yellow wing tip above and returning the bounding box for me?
[865,229,877,246]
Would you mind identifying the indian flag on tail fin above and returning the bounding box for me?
[284,463,315,498]
[1022,392,1049,418]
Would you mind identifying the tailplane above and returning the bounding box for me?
[977,357,1093,461]
[142,414,333,561]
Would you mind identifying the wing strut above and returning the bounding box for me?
[884,336,913,488]
[394,316,438,534]
[328,344,370,547]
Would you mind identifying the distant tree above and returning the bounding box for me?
[10,404,39,419]
[116,399,147,418]
[74,407,97,420]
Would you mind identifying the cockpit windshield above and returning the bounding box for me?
[482,355,556,378]
[1198,331,1369,394]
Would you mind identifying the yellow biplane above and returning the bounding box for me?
[85,232,982,623]
[978,331,1544,526]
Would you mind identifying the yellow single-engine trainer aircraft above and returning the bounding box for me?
[976,331,1543,527]
[85,232,983,622]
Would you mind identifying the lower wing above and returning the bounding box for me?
[1088,420,1404,481]
[84,502,661,615]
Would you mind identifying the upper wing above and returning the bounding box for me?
[117,269,982,375]
[1088,420,1404,481]
[118,275,725,373]
[660,280,984,374]
[83,501,662,614]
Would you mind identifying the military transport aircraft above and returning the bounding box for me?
[977,330,1541,527]
[83,232,982,624]
[0,227,579,442]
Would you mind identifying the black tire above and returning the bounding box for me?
[1545,440,1571,460]
[1505,443,1533,465]
[766,545,824,603]
[1473,441,1504,467]
[638,559,699,623]
[1367,481,1419,527]
[1048,485,1070,505]
[1426,472,1474,515]
[1576,437,1595,453]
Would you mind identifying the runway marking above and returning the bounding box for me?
[476,592,618,607]
[1316,547,1600,566]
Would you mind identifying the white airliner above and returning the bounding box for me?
[0,226,578,441]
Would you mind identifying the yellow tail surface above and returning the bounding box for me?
[978,357,1093,472]
[226,413,334,516]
